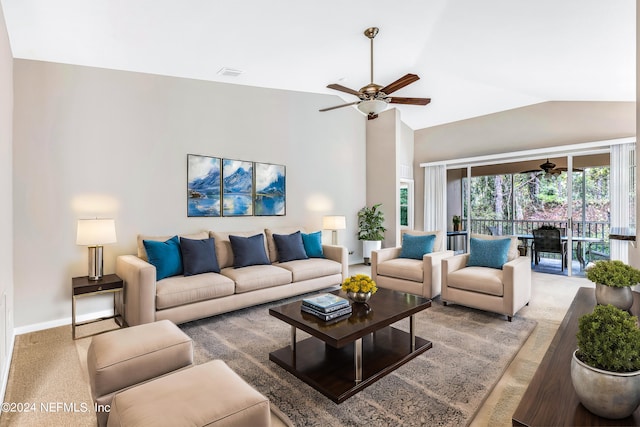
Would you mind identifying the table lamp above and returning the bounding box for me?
[76,219,117,280]
[322,215,346,245]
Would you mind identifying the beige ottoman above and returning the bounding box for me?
[107,360,273,427]
[87,320,193,427]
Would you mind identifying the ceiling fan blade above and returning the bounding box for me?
[327,84,362,97]
[381,73,420,95]
[319,101,359,112]
[388,97,431,106]
[556,167,584,172]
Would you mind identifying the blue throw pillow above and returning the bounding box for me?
[273,231,309,262]
[467,237,511,269]
[229,234,271,268]
[301,231,324,258]
[143,236,183,280]
[180,237,220,276]
[399,234,436,260]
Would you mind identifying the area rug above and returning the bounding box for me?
[180,294,537,427]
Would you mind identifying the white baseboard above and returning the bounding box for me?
[0,329,15,404]
[14,309,115,336]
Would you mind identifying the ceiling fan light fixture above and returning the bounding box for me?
[357,99,387,116]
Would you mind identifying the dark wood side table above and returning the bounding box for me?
[512,287,640,426]
[72,274,124,340]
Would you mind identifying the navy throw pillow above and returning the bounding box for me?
[143,236,183,280]
[273,231,309,262]
[229,234,271,268]
[301,231,324,258]
[399,233,436,260]
[467,237,511,269]
[180,237,220,276]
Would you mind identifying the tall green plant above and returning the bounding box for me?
[357,204,386,241]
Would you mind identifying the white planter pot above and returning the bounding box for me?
[362,240,382,265]
[571,350,640,419]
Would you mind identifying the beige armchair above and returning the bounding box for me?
[372,230,453,299]
[441,234,531,321]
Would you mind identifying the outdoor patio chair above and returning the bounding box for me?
[531,227,568,271]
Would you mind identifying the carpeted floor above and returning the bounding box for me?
[180,294,536,427]
[0,267,592,426]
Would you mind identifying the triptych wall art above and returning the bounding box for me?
[187,154,286,217]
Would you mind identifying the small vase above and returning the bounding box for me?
[347,291,372,303]
[595,283,634,311]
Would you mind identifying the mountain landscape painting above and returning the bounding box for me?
[187,154,221,217]
[223,159,253,216]
[255,163,285,216]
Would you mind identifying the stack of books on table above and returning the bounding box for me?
[301,293,352,321]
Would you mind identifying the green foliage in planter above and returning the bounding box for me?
[586,260,640,288]
[576,304,640,373]
[452,215,461,225]
[357,203,386,241]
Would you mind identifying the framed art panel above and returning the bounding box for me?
[222,159,253,216]
[187,154,221,217]
[255,162,286,216]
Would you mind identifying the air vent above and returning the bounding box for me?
[217,67,243,77]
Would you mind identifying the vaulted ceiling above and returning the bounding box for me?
[1,0,635,130]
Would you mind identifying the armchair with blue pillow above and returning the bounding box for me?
[371,230,454,299]
[441,234,531,321]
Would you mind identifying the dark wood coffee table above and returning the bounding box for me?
[269,287,432,403]
[512,287,640,426]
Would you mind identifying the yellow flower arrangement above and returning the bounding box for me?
[341,274,378,294]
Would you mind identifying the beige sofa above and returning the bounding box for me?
[116,227,347,326]
[441,234,531,321]
[371,230,453,299]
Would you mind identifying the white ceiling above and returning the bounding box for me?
[1,0,635,130]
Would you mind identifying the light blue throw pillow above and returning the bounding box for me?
[399,233,436,260]
[143,236,183,280]
[467,237,511,269]
[301,231,324,258]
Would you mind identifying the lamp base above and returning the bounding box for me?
[88,246,104,281]
[331,230,338,246]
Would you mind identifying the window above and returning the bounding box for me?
[400,179,414,229]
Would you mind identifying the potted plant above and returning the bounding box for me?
[341,274,378,303]
[452,215,462,231]
[586,260,640,310]
[571,304,640,419]
[357,203,386,265]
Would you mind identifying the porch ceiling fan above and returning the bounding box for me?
[319,27,431,120]
[521,159,582,177]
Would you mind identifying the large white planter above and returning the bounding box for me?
[571,350,640,419]
[362,240,382,265]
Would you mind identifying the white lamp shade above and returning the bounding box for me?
[323,215,346,230]
[357,99,387,115]
[76,219,117,245]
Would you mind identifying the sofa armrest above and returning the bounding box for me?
[502,256,532,313]
[322,245,348,281]
[115,255,157,327]
[442,253,469,274]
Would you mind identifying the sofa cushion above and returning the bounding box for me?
[447,266,504,297]
[401,230,444,252]
[467,237,512,269]
[156,273,235,310]
[276,258,341,282]
[180,237,220,276]
[138,231,209,261]
[470,233,519,261]
[143,236,183,281]
[230,234,271,268]
[265,227,306,263]
[301,231,324,258]
[377,258,424,282]
[273,231,308,262]
[220,265,292,293]
[210,230,267,269]
[399,233,436,260]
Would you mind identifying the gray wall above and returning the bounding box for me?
[0,5,13,380]
[12,60,366,328]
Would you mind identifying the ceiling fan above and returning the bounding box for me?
[521,159,582,176]
[319,27,431,120]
